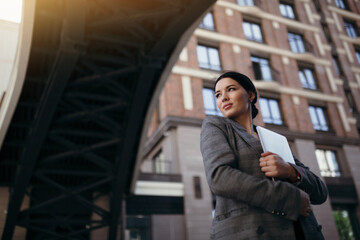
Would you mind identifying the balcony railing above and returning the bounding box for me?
[138,172,182,182]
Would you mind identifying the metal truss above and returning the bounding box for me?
[0,0,216,239]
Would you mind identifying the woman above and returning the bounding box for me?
[200,71,327,239]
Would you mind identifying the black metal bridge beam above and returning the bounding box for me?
[108,0,217,238]
[2,1,86,239]
[1,0,216,239]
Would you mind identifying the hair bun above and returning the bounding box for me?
[251,102,259,119]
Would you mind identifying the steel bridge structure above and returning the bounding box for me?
[0,0,215,239]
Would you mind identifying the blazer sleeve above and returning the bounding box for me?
[290,158,328,205]
[200,117,301,221]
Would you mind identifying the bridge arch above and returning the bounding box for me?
[0,0,215,239]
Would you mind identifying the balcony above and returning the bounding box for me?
[324,177,358,204]
[138,172,182,182]
[134,171,183,197]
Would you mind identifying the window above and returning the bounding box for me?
[288,32,306,53]
[298,68,318,90]
[202,88,222,116]
[334,0,348,10]
[199,12,215,31]
[333,208,360,240]
[355,49,360,64]
[322,24,332,43]
[237,0,254,6]
[259,98,283,125]
[196,45,221,71]
[243,21,263,42]
[251,56,272,81]
[152,150,169,174]
[308,106,329,131]
[315,149,340,177]
[279,3,295,19]
[344,20,358,38]
[313,0,321,12]
[332,56,343,76]
[345,89,357,113]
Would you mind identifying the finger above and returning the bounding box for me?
[260,166,272,173]
[259,158,269,166]
[259,160,268,167]
[261,151,274,157]
[266,159,275,166]
[264,170,277,177]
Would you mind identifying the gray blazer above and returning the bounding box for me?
[200,116,327,240]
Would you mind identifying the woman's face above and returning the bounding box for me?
[215,77,253,121]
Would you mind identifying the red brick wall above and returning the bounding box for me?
[315,65,332,94]
[149,0,360,140]
[327,102,345,137]
[296,97,315,133]
[280,94,299,131]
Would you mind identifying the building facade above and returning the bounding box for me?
[136,0,360,239]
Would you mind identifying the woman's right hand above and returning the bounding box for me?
[299,189,312,217]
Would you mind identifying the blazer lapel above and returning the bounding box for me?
[226,118,263,155]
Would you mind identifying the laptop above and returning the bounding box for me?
[256,126,295,164]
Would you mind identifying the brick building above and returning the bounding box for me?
[134,0,360,239]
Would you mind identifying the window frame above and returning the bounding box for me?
[288,32,306,53]
[237,0,254,6]
[199,11,215,31]
[298,66,319,90]
[202,87,223,116]
[315,148,341,177]
[344,19,358,38]
[196,44,222,71]
[334,0,349,10]
[152,149,168,174]
[279,2,296,20]
[259,97,284,126]
[308,105,331,132]
[332,206,360,240]
[251,55,273,81]
[355,47,360,65]
[332,56,343,76]
[322,24,332,43]
[243,21,264,42]
[345,89,358,114]
[313,0,322,13]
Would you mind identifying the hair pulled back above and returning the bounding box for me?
[214,71,259,119]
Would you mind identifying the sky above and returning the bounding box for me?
[0,0,22,23]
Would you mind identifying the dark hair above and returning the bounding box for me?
[214,71,259,119]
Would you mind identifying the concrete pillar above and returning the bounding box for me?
[294,139,340,240]
[176,125,212,240]
[343,145,360,224]
[152,215,186,240]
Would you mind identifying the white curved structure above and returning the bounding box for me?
[0,0,35,148]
